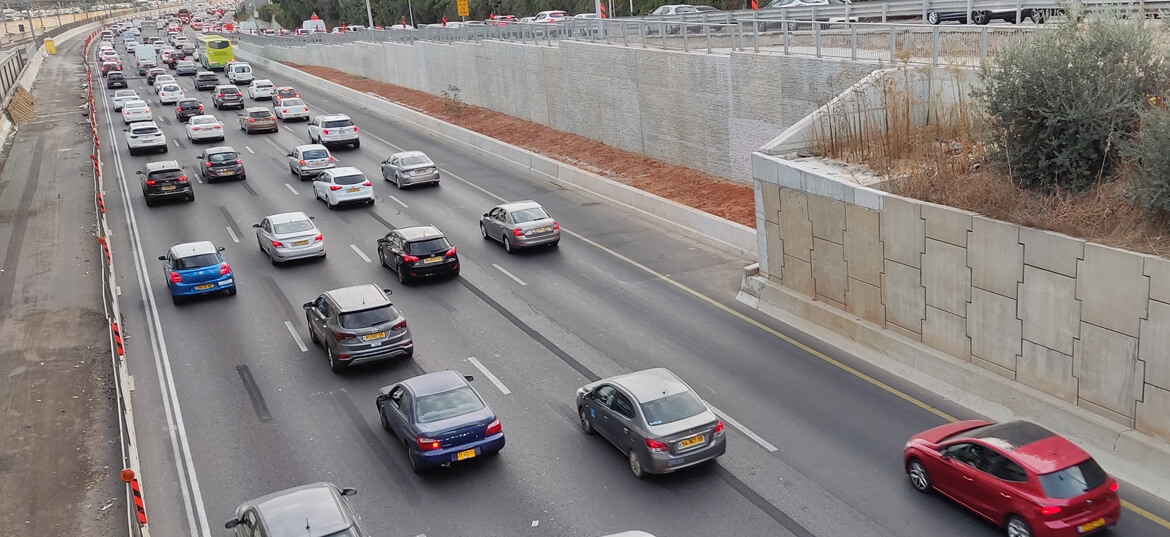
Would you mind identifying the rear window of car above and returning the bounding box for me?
[179,100,199,108]
[249,110,273,118]
[332,174,365,185]
[125,101,147,109]
[401,156,431,167]
[208,152,237,163]
[415,386,484,423]
[161,85,180,92]
[302,149,329,159]
[406,238,451,255]
[197,73,217,80]
[131,126,160,135]
[273,219,314,234]
[1038,459,1108,499]
[174,253,219,269]
[109,72,124,79]
[282,99,304,107]
[640,390,707,426]
[322,119,354,128]
[338,306,395,329]
[148,169,183,180]
[510,206,550,223]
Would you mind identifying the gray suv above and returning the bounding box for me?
[225,483,368,537]
[303,283,413,372]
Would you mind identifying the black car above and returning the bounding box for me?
[196,146,246,182]
[194,71,219,90]
[175,60,198,76]
[166,53,188,68]
[106,71,127,89]
[138,160,194,206]
[225,484,368,537]
[137,60,157,75]
[376,225,459,284]
[212,85,243,109]
[146,68,167,85]
[175,98,203,122]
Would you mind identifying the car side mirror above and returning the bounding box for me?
[482,213,489,218]
[123,128,129,132]
[157,255,166,261]
[195,155,203,159]
[302,301,314,309]
[309,216,315,220]
[224,518,240,529]
[251,223,260,228]
[340,487,357,496]
[464,375,475,382]
[135,170,144,175]
[382,288,394,295]
[217,246,226,252]
[286,152,293,157]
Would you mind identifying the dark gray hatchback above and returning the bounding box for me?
[193,71,219,90]
[225,483,367,537]
[196,146,245,182]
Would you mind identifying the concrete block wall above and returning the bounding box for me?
[753,152,1170,443]
[236,40,877,183]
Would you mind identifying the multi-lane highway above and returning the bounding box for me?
[89,29,1170,537]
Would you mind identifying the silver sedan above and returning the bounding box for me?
[287,144,336,180]
[274,98,309,121]
[252,212,325,264]
[479,200,560,253]
[380,150,439,188]
[576,368,727,478]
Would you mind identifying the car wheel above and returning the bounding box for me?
[907,458,932,493]
[1006,516,1033,537]
[397,260,409,285]
[1031,10,1046,23]
[972,10,990,24]
[480,223,489,240]
[171,294,183,305]
[290,165,297,176]
[309,325,319,344]
[187,192,194,202]
[503,235,514,254]
[379,405,390,431]
[162,145,168,153]
[144,196,155,207]
[629,450,646,479]
[257,238,265,252]
[927,11,940,24]
[393,173,401,188]
[407,444,425,473]
[327,196,336,210]
[269,250,278,265]
[579,407,594,435]
[327,346,344,373]
[352,139,360,148]
[378,249,387,267]
[549,240,559,248]
[226,286,236,296]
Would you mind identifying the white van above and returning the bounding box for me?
[226,62,253,85]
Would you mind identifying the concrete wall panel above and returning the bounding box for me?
[924,305,970,359]
[1018,340,1077,403]
[921,202,973,247]
[1076,244,1149,338]
[846,278,885,325]
[807,195,846,243]
[968,216,1022,299]
[780,188,813,262]
[1075,323,1140,421]
[812,237,848,305]
[844,204,882,287]
[784,254,815,297]
[1021,227,1084,278]
[923,238,970,317]
[761,181,781,224]
[880,195,923,269]
[1137,384,1170,443]
[1019,266,1081,356]
[1146,256,1170,305]
[764,221,784,280]
[968,287,1022,370]
[882,260,925,333]
[1140,300,1170,390]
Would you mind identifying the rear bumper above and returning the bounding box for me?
[170,276,234,297]
[399,171,440,186]
[405,258,459,278]
[296,164,335,177]
[271,242,326,261]
[336,338,414,366]
[1038,503,1121,537]
[189,130,224,141]
[415,433,505,468]
[320,136,359,146]
[216,100,244,109]
[245,122,279,133]
[643,433,727,474]
[329,190,375,205]
[514,230,561,248]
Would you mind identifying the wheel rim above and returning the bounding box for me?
[480,224,487,238]
[580,409,590,432]
[928,12,938,23]
[629,452,642,476]
[504,236,511,252]
[328,348,336,368]
[973,11,988,24]
[1007,519,1030,537]
[909,461,929,490]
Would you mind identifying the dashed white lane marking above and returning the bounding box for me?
[245,145,255,153]
[706,403,778,453]
[492,263,526,286]
[225,227,239,243]
[364,131,404,152]
[467,357,511,395]
[283,125,293,132]
[531,521,539,527]
[349,244,371,263]
[284,321,308,352]
[173,139,182,146]
[387,195,408,208]
[284,183,298,195]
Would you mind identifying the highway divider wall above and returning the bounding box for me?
[743,148,1170,497]
[235,39,879,184]
[235,48,758,258]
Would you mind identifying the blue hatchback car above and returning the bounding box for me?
[159,241,236,305]
[376,370,505,473]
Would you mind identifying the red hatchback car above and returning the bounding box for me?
[904,420,1120,537]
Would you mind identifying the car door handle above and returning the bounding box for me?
[999,492,1012,499]
[602,415,610,421]
[962,475,975,482]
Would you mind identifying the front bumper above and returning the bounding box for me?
[415,433,505,469]
[170,275,234,297]
[643,432,727,474]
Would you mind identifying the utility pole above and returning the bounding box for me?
[55,0,61,28]
[26,0,36,39]
[363,0,372,27]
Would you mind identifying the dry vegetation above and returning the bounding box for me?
[811,63,1170,257]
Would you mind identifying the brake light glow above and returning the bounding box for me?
[391,319,407,330]
[417,436,441,451]
[198,105,203,111]
[513,228,525,237]
[177,176,188,182]
[333,332,355,340]
[445,247,457,256]
[329,185,342,191]
[553,221,560,230]
[192,126,200,131]
[217,93,224,97]
[1110,482,1119,492]
[298,159,306,165]
[169,271,182,283]
[145,179,156,185]
[1039,506,1062,516]
[218,262,231,275]
[322,129,329,134]
[302,107,308,112]
[353,126,358,132]
[271,241,283,248]
[314,234,323,242]
[361,181,371,187]
[401,254,419,262]
[713,420,725,434]
[645,438,669,453]
[204,162,212,167]
[485,418,502,436]
[327,156,334,162]
[213,125,221,129]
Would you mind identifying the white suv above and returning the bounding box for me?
[125,121,168,156]
[226,62,253,85]
[307,114,360,148]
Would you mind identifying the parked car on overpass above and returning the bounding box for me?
[925,5,1048,24]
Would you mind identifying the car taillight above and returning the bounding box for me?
[553,222,560,230]
[298,159,306,165]
[329,185,342,191]
[391,319,407,330]
[353,126,358,132]
[204,161,212,167]
[177,176,188,182]
[1039,506,1062,516]
[169,271,182,283]
[361,181,371,187]
[282,109,289,113]
[198,105,203,111]
[302,107,308,112]
[417,436,440,451]
[247,118,255,122]
[322,129,329,134]
[401,254,419,262]
[333,332,355,341]
[213,125,221,129]
[191,126,200,131]
[485,418,501,436]
[219,262,231,275]
[271,241,283,248]
[145,179,156,185]
[1110,482,1119,492]
[175,106,180,112]
[713,420,725,434]
[445,247,456,256]
[513,228,525,237]
[217,93,224,97]
[235,159,242,164]
[313,234,323,242]
[327,156,334,162]
[645,438,669,453]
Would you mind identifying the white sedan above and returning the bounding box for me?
[121,100,152,124]
[274,98,309,121]
[185,115,225,143]
[247,79,275,100]
[313,167,374,209]
[153,74,176,93]
[158,84,185,104]
[112,89,139,111]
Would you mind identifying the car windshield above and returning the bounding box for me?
[332,174,365,185]
[640,390,707,426]
[401,156,431,167]
[415,386,484,423]
[338,306,395,329]
[1038,459,1108,499]
[148,169,183,180]
[208,40,229,49]
[221,88,239,95]
[510,206,550,223]
[174,253,219,269]
[322,119,354,128]
[273,219,314,234]
[282,99,304,107]
[279,88,297,95]
[249,110,272,118]
[207,152,237,162]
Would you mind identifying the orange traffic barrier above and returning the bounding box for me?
[97,193,105,214]
[120,469,147,525]
[110,320,123,355]
[97,236,111,266]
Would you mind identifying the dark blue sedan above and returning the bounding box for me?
[376,370,505,473]
[159,241,236,305]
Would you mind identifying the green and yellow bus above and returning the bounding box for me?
[198,35,233,70]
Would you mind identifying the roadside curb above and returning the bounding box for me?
[232,46,758,259]
[737,264,1170,503]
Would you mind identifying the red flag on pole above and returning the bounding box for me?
[599,3,607,17]
[751,0,758,10]
[442,16,447,26]
[490,12,495,19]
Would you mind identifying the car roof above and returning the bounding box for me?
[495,200,543,212]
[295,144,328,152]
[324,283,391,312]
[392,150,429,160]
[129,121,160,128]
[266,211,312,225]
[961,421,1090,474]
[607,368,692,403]
[251,483,352,537]
[394,225,444,241]
[145,159,182,171]
[325,166,363,176]
[168,240,218,258]
[244,106,273,113]
[401,370,470,397]
[196,71,216,76]
[317,113,350,120]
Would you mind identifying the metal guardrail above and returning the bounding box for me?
[0,49,27,108]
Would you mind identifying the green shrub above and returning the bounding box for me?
[976,13,1170,192]
[1124,107,1170,213]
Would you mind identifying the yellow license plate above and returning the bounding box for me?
[347,187,360,193]
[161,185,176,191]
[534,226,550,232]
[456,448,476,461]
[424,256,442,263]
[678,435,705,449]
[292,240,309,246]
[1078,518,1106,533]
[194,284,214,290]
[362,331,386,341]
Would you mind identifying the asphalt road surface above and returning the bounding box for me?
[89,30,1170,537]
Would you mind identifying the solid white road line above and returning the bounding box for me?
[284,321,308,352]
[492,263,526,286]
[363,131,404,152]
[225,227,239,243]
[706,403,778,453]
[466,357,512,395]
[349,244,371,263]
[388,194,408,208]
[284,183,298,195]
[245,145,254,153]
